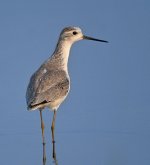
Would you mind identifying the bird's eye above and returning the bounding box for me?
[72,31,78,35]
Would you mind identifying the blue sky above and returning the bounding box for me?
[0,0,150,164]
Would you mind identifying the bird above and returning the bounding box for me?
[26,26,108,159]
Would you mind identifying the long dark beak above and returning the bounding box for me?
[83,35,108,43]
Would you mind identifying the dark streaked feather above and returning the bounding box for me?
[26,66,69,108]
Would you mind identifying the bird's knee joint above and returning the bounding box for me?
[52,140,55,143]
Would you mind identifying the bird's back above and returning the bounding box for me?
[26,59,70,111]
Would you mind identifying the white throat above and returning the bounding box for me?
[54,39,74,73]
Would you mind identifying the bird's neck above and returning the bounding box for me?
[52,39,73,72]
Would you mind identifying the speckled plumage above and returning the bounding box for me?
[26,27,81,111]
[26,26,108,111]
[26,64,70,110]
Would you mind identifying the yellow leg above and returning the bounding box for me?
[51,110,57,160]
[51,110,57,143]
[39,109,46,163]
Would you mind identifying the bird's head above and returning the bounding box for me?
[59,26,108,44]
